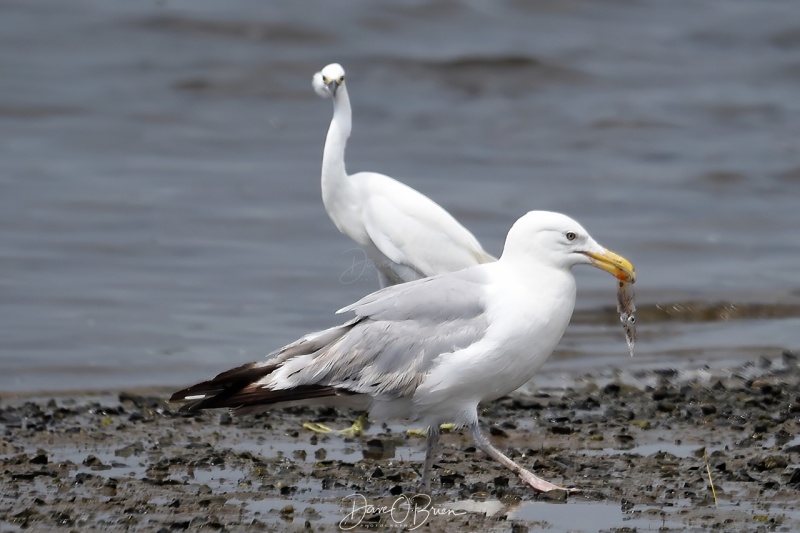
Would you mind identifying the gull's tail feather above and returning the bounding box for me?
[169,319,366,415]
[169,361,354,414]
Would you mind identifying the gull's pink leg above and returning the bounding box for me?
[419,424,441,493]
[470,421,579,493]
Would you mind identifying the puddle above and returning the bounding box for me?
[230,433,426,464]
[508,500,686,531]
[581,442,706,459]
[228,495,344,525]
[183,465,250,490]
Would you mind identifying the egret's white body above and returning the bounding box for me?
[171,211,636,493]
[313,63,493,287]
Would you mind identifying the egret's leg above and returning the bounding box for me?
[470,420,579,494]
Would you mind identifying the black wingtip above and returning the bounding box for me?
[168,361,276,410]
[168,361,353,413]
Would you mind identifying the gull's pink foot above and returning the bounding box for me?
[519,471,580,493]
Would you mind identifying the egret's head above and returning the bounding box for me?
[502,211,636,282]
[313,63,346,99]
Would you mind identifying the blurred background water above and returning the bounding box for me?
[2,0,799,392]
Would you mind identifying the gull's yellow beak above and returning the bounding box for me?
[583,249,636,283]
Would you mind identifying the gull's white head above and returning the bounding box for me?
[502,211,635,282]
[313,63,346,99]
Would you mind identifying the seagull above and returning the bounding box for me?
[170,210,636,493]
[313,63,494,288]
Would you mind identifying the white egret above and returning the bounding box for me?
[313,63,494,288]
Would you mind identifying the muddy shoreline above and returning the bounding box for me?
[3,351,800,532]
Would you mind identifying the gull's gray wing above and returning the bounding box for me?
[338,267,488,322]
[170,268,491,413]
[285,268,491,398]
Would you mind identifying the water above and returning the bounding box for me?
[2,0,799,392]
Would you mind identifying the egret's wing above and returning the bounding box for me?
[356,173,494,278]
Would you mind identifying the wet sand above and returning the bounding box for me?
[3,351,799,532]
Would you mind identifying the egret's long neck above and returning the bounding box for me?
[321,86,352,209]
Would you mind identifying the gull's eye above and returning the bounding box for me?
[322,75,330,84]
[338,75,345,84]
[565,231,577,241]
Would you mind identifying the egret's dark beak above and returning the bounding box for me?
[326,80,339,97]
